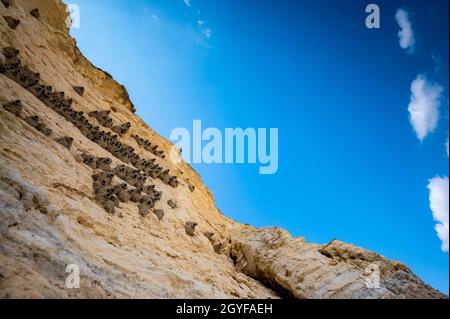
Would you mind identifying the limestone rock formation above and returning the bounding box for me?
[0,0,446,299]
[230,228,446,299]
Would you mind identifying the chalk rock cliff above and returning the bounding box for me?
[0,0,446,299]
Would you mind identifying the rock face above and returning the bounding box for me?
[230,228,446,299]
[0,0,446,299]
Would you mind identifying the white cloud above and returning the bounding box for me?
[198,20,205,27]
[183,0,191,7]
[395,9,415,53]
[202,28,212,38]
[428,177,449,252]
[408,75,443,141]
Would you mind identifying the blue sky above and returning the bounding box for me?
[66,0,449,294]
